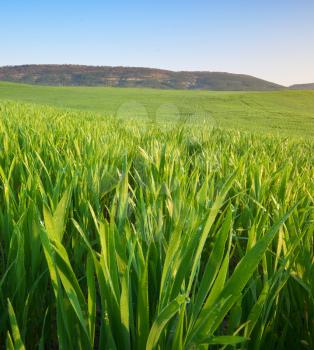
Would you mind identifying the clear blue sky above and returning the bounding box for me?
[1,0,313,86]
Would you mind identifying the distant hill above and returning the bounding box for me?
[0,65,285,91]
[289,83,314,90]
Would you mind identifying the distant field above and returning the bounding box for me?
[0,81,313,137]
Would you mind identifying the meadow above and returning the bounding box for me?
[0,84,313,349]
[0,81,314,137]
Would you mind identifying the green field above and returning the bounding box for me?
[0,81,314,137]
[0,84,313,349]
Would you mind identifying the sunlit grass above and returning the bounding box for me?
[0,101,313,349]
[1,81,314,137]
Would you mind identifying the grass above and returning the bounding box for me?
[0,100,313,349]
[0,81,314,137]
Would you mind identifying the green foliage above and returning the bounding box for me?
[0,100,313,349]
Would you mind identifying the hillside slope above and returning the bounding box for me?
[0,64,284,91]
[289,83,314,90]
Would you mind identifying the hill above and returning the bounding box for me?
[289,83,314,90]
[0,64,285,91]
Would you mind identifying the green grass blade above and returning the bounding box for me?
[7,299,26,350]
[146,295,186,350]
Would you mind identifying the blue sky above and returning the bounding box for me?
[1,0,313,85]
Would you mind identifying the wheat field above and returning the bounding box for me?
[0,101,313,349]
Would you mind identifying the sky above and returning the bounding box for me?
[1,0,313,86]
